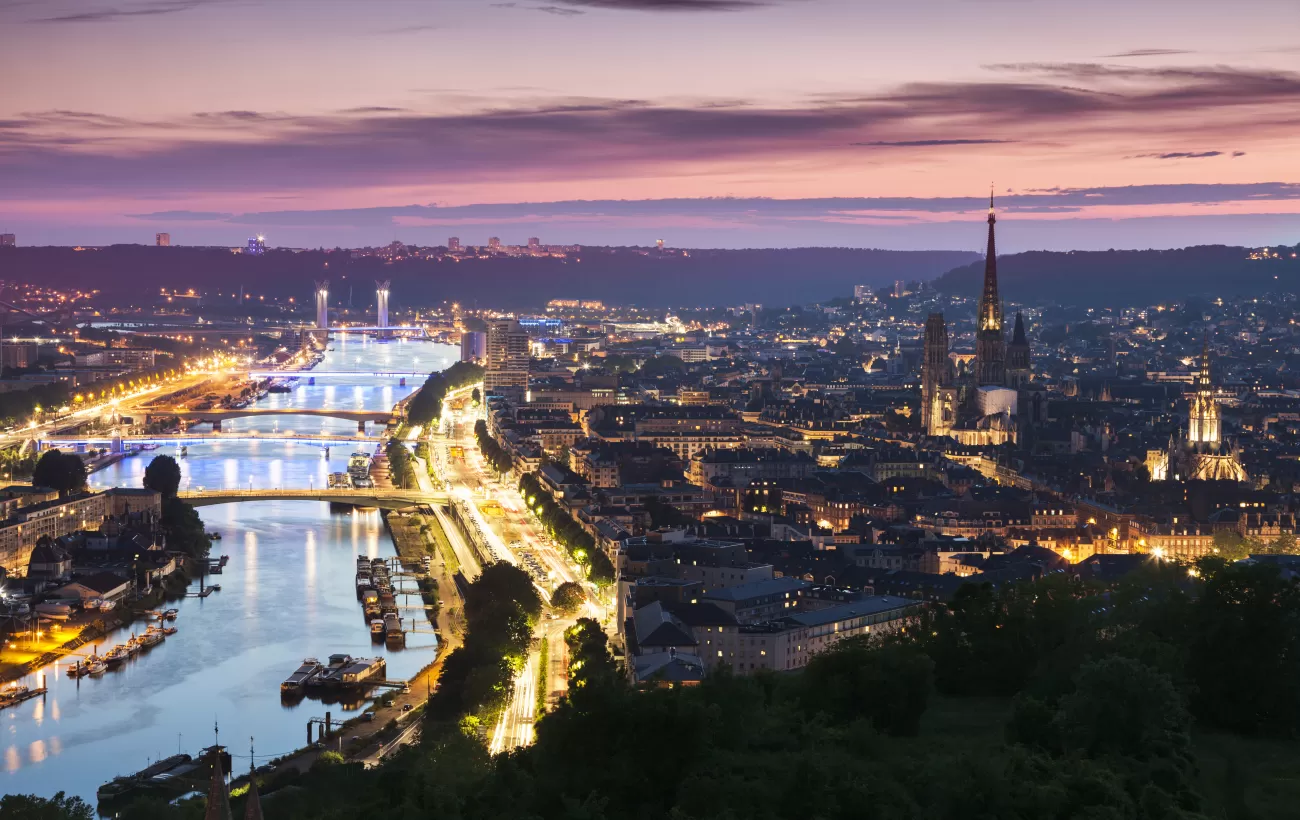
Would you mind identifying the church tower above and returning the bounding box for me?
[1187,335,1220,448]
[974,191,1006,386]
[1006,311,1030,387]
[922,313,955,435]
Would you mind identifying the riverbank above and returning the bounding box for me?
[0,559,196,685]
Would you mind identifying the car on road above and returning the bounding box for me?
[362,712,376,722]
[402,703,413,712]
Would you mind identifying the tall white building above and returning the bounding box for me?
[156,233,171,247]
[375,280,390,329]
[485,319,529,397]
[315,280,329,330]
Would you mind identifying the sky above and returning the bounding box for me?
[1,0,1299,251]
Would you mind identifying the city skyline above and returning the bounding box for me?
[2,0,1299,248]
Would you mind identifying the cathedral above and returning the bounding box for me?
[922,193,1031,443]
[1146,337,1247,482]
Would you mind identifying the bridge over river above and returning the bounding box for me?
[179,488,446,509]
[149,407,396,431]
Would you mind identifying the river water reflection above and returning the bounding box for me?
[0,335,456,802]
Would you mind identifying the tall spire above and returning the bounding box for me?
[978,186,1002,333]
[204,751,233,820]
[1199,331,1211,387]
[244,737,264,820]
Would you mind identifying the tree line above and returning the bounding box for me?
[473,419,513,474]
[406,362,483,428]
[518,471,615,586]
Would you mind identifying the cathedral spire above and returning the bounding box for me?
[244,737,264,820]
[978,187,1002,333]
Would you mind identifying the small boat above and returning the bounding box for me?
[370,619,385,640]
[209,584,221,592]
[87,660,107,676]
[161,609,179,620]
[161,625,178,636]
[210,532,223,541]
[138,630,164,649]
[34,602,73,620]
[103,646,129,666]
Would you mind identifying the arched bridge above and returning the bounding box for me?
[152,408,396,432]
[179,488,445,509]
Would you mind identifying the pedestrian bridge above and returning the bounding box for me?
[179,488,445,509]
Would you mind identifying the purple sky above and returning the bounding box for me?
[1,0,1299,250]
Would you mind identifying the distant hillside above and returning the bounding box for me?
[932,245,1300,307]
[0,246,979,309]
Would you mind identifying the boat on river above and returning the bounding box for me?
[138,628,165,649]
[281,658,324,692]
[97,753,193,803]
[0,684,45,710]
[103,645,130,666]
[370,619,385,640]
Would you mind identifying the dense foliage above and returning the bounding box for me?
[32,449,87,495]
[0,383,73,429]
[142,454,182,498]
[406,362,483,428]
[473,419,512,474]
[426,562,542,729]
[384,439,418,489]
[0,791,93,820]
[549,581,585,616]
[161,497,212,560]
[518,471,615,586]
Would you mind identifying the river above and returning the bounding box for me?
[0,334,457,803]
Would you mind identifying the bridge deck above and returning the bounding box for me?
[179,488,446,508]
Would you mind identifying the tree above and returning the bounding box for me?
[471,387,481,405]
[1211,529,1251,561]
[0,792,93,820]
[142,454,182,498]
[32,449,87,496]
[1054,656,1193,762]
[161,497,212,560]
[1187,557,1300,735]
[799,639,934,736]
[550,581,585,616]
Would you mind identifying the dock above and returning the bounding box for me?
[0,684,46,710]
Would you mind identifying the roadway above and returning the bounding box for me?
[428,383,600,753]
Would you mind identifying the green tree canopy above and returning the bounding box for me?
[142,454,182,498]
[549,581,585,616]
[32,450,86,496]
[0,792,93,820]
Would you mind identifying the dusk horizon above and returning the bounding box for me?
[3,0,1299,250]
